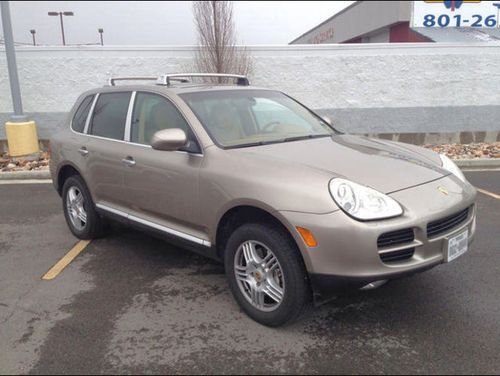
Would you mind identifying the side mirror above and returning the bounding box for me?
[151,128,187,151]
[322,116,333,127]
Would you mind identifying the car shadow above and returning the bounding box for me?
[30,222,482,374]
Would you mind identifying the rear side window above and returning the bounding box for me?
[72,95,94,133]
[90,92,131,140]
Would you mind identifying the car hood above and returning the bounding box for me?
[232,134,449,193]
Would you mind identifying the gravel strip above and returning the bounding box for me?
[423,142,500,160]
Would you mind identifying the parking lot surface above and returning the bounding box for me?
[0,171,499,374]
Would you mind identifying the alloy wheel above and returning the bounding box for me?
[234,240,285,312]
[66,186,87,231]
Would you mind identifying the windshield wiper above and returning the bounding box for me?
[229,139,284,149]
[228,134,331,149]
[282,134,331,143]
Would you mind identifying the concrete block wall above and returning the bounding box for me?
[1,43,499,146]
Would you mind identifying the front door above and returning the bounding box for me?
[120,92,206,244]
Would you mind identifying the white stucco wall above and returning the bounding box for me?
[1,43,500,139]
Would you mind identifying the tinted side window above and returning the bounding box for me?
[72,95,94,133]
[131,92,193,145]
[90,92,131,140]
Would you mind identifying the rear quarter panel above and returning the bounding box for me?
[50,90,98,195]
[50,127,91,194]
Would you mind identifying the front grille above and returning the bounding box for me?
[380,248,415,263]
[377,228,414,248]
[427,207,469,238]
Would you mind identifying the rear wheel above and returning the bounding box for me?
[62,175,105,239]
[225,222,310,326]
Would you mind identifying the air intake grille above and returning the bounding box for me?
[377,228,414,248]
[427,208,469,238]
[380,248,415,263]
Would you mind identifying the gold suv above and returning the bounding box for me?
[50,74,477,326]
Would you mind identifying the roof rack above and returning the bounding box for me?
[156,73,250,86]
[107,73,250,87]
[107,76,188,86]
[108,77,156,86]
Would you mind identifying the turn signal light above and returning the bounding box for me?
[296,227,318,248]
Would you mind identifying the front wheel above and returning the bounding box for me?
[224,222,310,326]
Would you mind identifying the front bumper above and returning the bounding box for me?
[279,175,477,302]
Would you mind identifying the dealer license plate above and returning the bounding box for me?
[445,230,468,263]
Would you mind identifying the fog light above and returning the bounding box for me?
[296,227,318,248]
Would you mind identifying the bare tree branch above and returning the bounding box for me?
[192,1,253,83]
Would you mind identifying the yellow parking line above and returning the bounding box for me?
[42,240,91,280]
[476,188,500,200]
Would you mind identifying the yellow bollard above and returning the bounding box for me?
[5,120,39,157]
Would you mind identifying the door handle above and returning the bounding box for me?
[78,147,89,157]
[121,156,136,167]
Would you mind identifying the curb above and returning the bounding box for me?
[0,170,51,180]
[455,159,500,169]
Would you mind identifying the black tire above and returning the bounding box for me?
[62,175,106,239]
[224,222,310,327]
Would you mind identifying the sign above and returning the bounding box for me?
[307,27,334,44]
[412,1,500,28]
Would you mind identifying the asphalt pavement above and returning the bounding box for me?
[0,171,499,374]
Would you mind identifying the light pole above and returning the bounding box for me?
[98,28,104,46]
[30,29,36,46]
[1,1,39,157]
[47,11,74,46]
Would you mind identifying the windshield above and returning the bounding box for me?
[179,90,334,148]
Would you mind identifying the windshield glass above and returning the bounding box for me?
[179,90,334,148]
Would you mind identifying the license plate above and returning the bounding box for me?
[445,230,468,263]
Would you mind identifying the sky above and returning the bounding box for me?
[0,1,354,46]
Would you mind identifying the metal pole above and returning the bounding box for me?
[98,28,104,46]
[30,29,36,46]
[59,12,66,46]
[0,1,26,121]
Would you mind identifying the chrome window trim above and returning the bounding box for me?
[69,90,203,156]
[83,93,100,134]
[74,132,203,157]
[124,91,136,142]
[95,203,211,247]
[123,140,203,157]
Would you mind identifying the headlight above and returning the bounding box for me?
[439,154,466,183]
[329,178,403,220]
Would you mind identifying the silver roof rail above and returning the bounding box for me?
[107,73,249,87]
[156,73,250,86]
[107,77,158,86]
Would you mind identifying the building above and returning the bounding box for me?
[289,1,500,44]
[290,1,429,44]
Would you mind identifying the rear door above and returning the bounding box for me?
[85,91,133,213]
